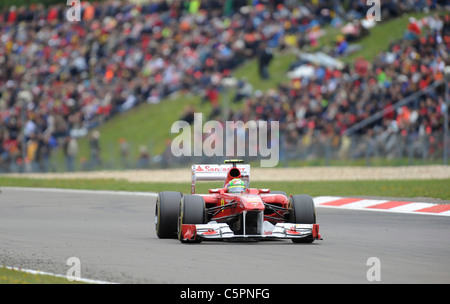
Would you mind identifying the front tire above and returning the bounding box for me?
[290,194,316,243]
[155,191,183,239]
[178,195,206,243]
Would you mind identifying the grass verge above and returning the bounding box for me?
[0,267,84,284]
[1,177,449,201]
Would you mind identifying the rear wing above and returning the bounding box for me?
[191,164,250,194]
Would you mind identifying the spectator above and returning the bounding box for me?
[136,145,150,169]
[119,137,130,169]
[257,42,274,79]
[63,135,78,172]
[88,130,101,169]
[233,78,254,103]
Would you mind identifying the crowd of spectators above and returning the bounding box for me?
[227,12,450,163]
[0,0,284,171]
[0,0,448,172]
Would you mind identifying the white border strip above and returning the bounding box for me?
[1,187,158,197]
[4,266,118,284]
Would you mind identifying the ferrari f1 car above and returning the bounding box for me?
[155,160,322,243]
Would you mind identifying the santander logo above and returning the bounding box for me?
[195,165,246,173]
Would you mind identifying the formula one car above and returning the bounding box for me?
[155,160,322,243]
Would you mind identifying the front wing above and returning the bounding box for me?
[180,221,322,242]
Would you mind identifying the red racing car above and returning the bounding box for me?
[155,160,322,243]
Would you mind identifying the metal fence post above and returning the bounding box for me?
[444,66,450,165]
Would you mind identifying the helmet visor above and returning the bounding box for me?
[228,185,246,193]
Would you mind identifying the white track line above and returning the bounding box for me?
[4,266,117,284]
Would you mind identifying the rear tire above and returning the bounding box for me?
[178,195,206,243]
[155,191,183,239]
[290,195,316,243]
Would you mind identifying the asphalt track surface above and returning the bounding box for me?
[1,187,450,284]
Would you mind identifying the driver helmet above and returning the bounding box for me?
[226,178,246,194]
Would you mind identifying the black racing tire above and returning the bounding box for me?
[155,191,183,239]
[289,194,316,243]
[178,195,206,243]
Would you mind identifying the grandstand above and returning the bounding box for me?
[0,0,449,172]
